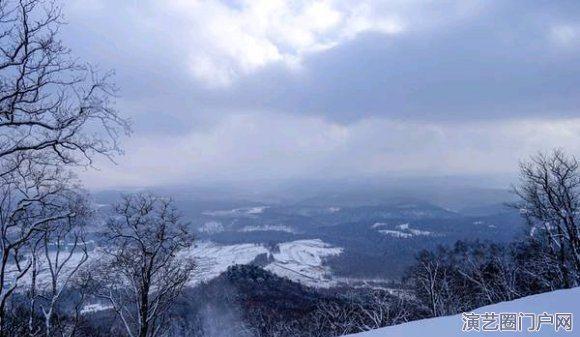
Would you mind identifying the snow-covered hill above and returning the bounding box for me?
[346,287,580,337]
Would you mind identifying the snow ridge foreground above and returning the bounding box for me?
[346,287,580,337]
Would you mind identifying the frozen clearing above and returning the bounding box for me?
[345,287,580,337]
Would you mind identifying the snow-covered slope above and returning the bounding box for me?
[346,287,580,337]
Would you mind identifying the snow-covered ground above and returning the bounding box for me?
[240,224,296,233]
[345,287,580,337]
[185,239,343,287]
[187,242,269,284]
[373,222,434,238]
[15,238,342,294]
[80,239,343,314]
[378,229,414,238]
[202,206,268,217]
[80,303,113,315]
[198,221,225,234]
[12,237,343,295]
[265,239,343,287]
[10,249,91,289]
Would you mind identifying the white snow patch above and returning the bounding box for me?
[240,225,295,233]
[247,206,267,214]
[397,223,410,230]
[408,229,431,236]
[379,230,413,239]
[12,250,93,289]
[198,221,224,234]
[81,303,113,315]
[375,223,432,238]
[185,242,268,285]
[203,206,268,217]
[265,239,342,288]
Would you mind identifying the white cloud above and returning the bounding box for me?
[66,0,491,89]
[166,0,407,86]
[550,23,580,48]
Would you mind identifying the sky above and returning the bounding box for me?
[64,0,580,189]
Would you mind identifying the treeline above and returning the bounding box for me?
[406,239,560,318]
[407,149,580,319]
[158,238,575,337]
[158,265,425,337]
[7,264,423,337]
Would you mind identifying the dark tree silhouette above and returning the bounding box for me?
[96,193,195,337]
[513,149,580,288]
[0,1,128,335]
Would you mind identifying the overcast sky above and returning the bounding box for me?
[65,0,580,189]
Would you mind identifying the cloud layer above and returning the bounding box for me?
[64,0,580,188]
[81,113,580,189]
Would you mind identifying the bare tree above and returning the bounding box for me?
[0,0,127,335]
[0,154,81,334]
[513,149,580,288]
[26,193,90,337]
[314,299,359,336]
[406,249,454,317]
[0,0,129,168]
[96,193,195,337]
[355,290,411,331]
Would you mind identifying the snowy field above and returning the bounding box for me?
[12,238,342,292]
[187,242,269,284]
[186,239,343,287]
[346,287,580,337]
[265,239,343,287]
